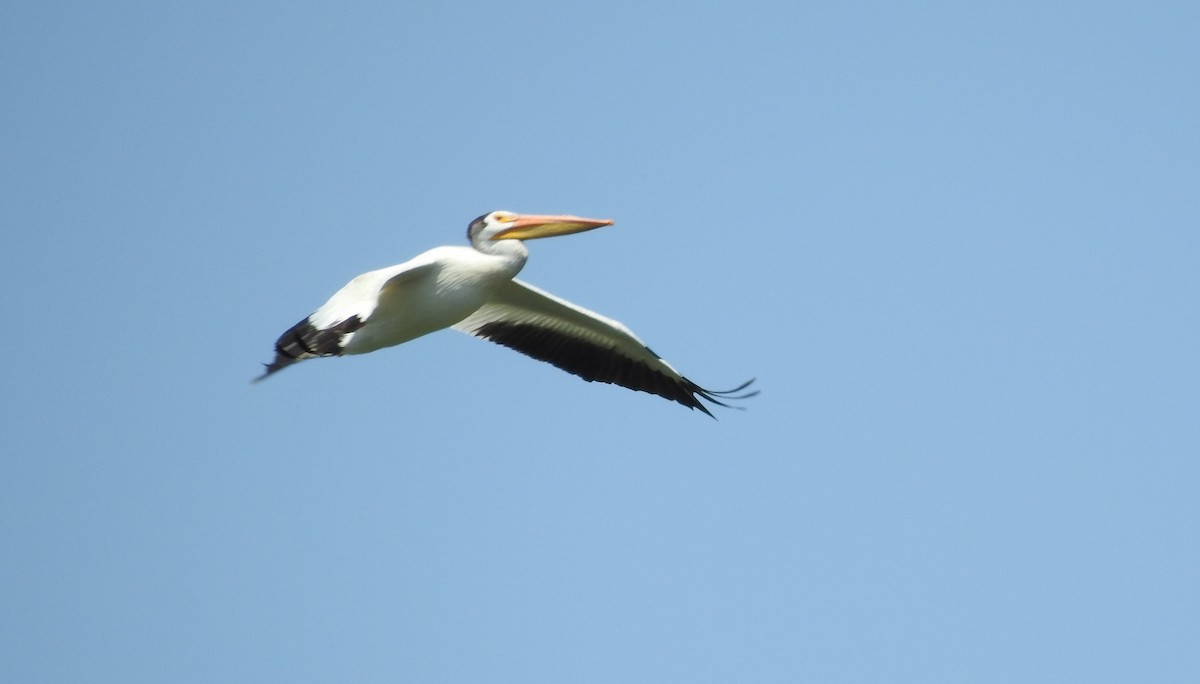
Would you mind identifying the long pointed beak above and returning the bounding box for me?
[494,214,614,241]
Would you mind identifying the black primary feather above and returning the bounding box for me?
[472,321,756,416]
[254,314,364,381]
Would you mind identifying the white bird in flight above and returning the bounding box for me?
[255,211,756,416]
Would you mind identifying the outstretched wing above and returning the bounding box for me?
[452,279,756,416]
[254,260,438,382]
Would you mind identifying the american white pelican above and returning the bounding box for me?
[255,211,756,416]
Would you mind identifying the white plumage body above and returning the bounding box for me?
[314,246,521,355]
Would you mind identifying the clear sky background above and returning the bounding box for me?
[2,2,1197,682]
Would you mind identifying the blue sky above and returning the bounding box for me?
[2,1,1197,681]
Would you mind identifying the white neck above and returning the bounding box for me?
[472,238,529,276]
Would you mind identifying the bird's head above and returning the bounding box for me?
[468,210,614,245]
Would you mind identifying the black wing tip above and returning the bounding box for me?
[705,377,758,397]
[688,377,758,417]
[253,314,364,384]
[251,358,293,383]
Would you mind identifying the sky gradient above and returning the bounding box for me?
[3,2,1198,682]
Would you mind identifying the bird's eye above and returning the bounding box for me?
[495,213,516,223]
